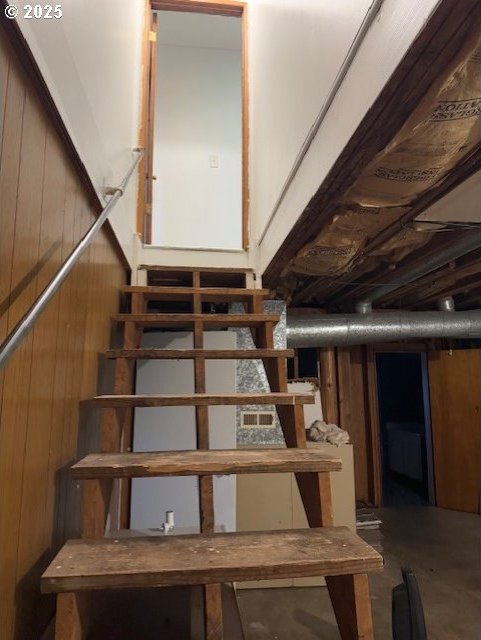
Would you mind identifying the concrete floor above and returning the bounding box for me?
[237,507,481,639]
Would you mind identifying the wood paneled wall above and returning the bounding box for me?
[336,347,371,503]
[429,349,481,514]
[318,346,373,504]
[327,344,481,510]
[0,28,126,640]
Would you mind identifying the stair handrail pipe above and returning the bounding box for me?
[0,148,144,370]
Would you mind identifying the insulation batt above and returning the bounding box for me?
[307,420,350,446]
[288,24,481,281]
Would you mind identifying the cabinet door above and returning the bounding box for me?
[428,349,481,513]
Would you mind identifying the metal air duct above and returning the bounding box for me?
[287,308,481,348]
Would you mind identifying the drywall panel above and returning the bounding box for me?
[137,245,253,273]
[236,443,355,588]
[416,171,481,224]
[253,0,442,272]
[131,331,237,531]
[288,380,323,427]
[14,0,144,265]
[249,0,373,243]
[152,33,242,249]
[156,9,242,50]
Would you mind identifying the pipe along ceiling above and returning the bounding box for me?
[287,307,481,348]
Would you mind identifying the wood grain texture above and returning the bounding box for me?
[135,0,151,237]
[114,313,280,328]
[150,0,245,17]
[0,29,126,640]
[318,347,339,425]
[72,449,342,478]
[428,349,481,513]
[337,347,370,503]
[54,592,90,640]
[82,479,113,539]
[138,265,252,273]
[326,573,374,640]
[105,347,295,359]
[122,285,270,301]
[41,527,383,593]
[190,272,221,637]
[364,347,384,507]
[143,10,158,244]
[241,3,250,251]
[90,392,315,407]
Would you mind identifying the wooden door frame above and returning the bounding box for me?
[365,342,428,506]
[137,0,250,248]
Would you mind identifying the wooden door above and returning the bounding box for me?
[428,349,481,513]
[144,11,158,243]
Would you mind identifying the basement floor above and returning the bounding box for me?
[237,507,481,640]
[63,507,479,639]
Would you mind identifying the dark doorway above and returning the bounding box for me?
[375,352,434,507]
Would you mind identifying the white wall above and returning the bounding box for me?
[131,331,237,532]
[15,1,144,265]
[416,171,481,224]
[152,14,242,249]
[14,0,444,273]
[249,0,443,274]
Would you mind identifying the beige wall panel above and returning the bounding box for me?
[236,444,355,589]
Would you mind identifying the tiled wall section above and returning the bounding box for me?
[231,300,287,445]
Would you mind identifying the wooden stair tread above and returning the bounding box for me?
[123,286,270,301]
[41,527,383,593]
[71,449,342,479]
[90,392,314,407]
[114,313,280,327]
[138,265,253,273]
[105,348,294,360]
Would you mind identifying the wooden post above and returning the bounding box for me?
[82,479,113,539]
[192,272,223,640]
[325,574,374,640]
[255,322,334,532]
[87,292,143,534]
[55,592,90,640]
[318,347,339,425]
[256,319,372,640]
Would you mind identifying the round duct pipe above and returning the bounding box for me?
[287,309,481,348]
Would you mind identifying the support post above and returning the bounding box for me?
[55,592,90,640]
[192,273,223,640]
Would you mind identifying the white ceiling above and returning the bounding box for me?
[156,11,241,51]
[416,171,481,224]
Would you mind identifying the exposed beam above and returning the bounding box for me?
[411,275,481,310]
[293,143,481,305]
[399,258,481,309]
[264,0,480,291]
[455,286,481,309]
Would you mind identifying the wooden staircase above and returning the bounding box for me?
[41,266,382,639]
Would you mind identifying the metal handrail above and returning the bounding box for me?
[0,148,143,370]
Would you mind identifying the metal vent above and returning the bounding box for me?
[241,411,276,428]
